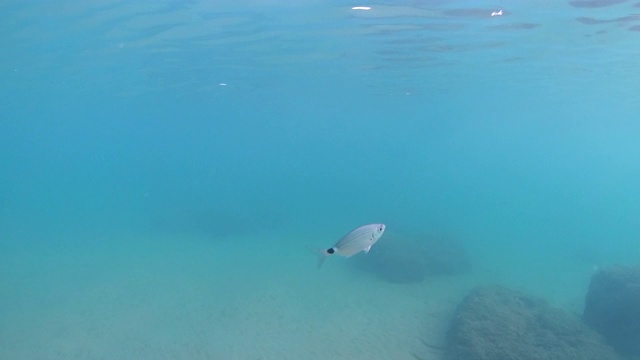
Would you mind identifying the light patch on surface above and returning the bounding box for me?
[352,6,371,11]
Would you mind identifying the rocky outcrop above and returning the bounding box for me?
[351,231,471,283]
[583,265,640,358]
[446,285,619,360]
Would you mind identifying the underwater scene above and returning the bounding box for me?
[1,0,640,359]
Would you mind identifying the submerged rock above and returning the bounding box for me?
[583,265,640,358]
[350,231,471,283]
[446,285,619,360]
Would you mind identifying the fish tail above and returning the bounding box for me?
[316,249,330,269]
[307,246,330,269]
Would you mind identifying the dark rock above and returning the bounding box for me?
[446,285,619,360]
[350,231,471,283]
[583,265,640,358]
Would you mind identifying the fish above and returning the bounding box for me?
[315,223,386,269]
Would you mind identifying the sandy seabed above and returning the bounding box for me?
[0,232,595,360]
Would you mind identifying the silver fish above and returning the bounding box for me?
[316,223,386,268]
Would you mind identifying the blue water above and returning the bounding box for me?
[2,1,640,359]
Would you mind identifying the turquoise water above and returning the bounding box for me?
[1,1,640,359]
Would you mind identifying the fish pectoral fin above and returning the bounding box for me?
[364,245,372,253]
